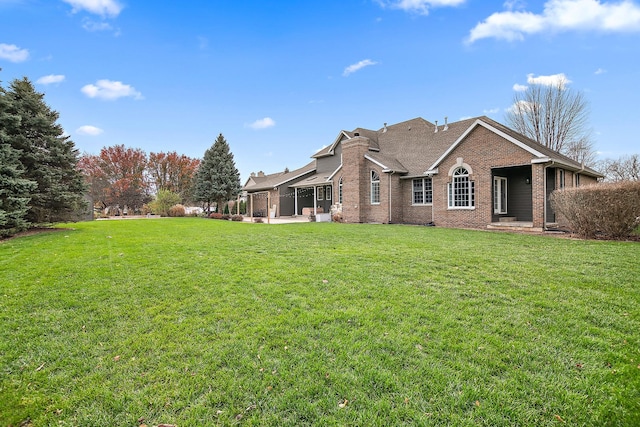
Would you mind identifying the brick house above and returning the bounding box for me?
[243,116,603,230]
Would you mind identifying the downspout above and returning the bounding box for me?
[294,187,298,216]
[543,161,555,231]
[388,171,394,224]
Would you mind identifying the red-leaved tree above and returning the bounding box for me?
[79,145,150,214]
[148,151,200,203]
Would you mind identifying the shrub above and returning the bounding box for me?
[149,190,181,216]
[209,212,224,220]
[254,217,263,223]
[168,204,186,217]
[332,213,343,223]
[221,214,231,220]
[550,181,640,239]
[231,214,244,222]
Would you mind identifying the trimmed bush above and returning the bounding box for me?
[209,212,224,220]
[168,204,186,217]
[550,181,640,239]
[231,214,244,222]
[332,213,343,223]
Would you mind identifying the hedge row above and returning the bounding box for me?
[550,181,640,239]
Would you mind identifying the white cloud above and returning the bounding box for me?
[508,99,537,114]
[248,117,276,130]
[483,107,501,114]
[81,79,143,100]
[82,19,113,31]
[468,0,640,43]
[0,43,29,62]
[62,0,123,17]
[377,0,466,15]
[513,83,528,91]
[36,74,65,85]
[343,59,378,76]
[527,72,571,87]
[595,67,607,74]
[77,125,104,136]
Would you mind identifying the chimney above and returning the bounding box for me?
[444,116,448,131]
[434,120,438,133]
[383,123,387,133]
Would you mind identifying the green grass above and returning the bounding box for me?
[1,218,638,426]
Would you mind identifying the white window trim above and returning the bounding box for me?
[411,177,433,206]
[371,170,381,205]
[447,167,475,210]
[316,186,323,200]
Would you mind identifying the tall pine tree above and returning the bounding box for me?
[0,83,36,237]
[4,78,86,223]
[194,133,241,212]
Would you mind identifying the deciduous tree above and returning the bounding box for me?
[194,134,241,212]
[79,145,150,214]
[505,78,596,165]
[147,151,200,203]
[597,154,640,182]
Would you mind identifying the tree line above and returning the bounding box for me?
[1,76,242,237]
[79,133,242,216]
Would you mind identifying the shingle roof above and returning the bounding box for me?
[359,116,602,178]
[243,161,316,191]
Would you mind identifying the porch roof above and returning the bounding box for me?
[243,161,316,192]
[289,172,333,188]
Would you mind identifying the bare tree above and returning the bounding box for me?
[505,78,596,164]
[597,154,640,182]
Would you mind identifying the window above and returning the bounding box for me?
[575,173,580,187]
[559,169,565,189]
[316,186,323,200]
[493,176,507,214]
[412,178,433,205]
[448,167,475,208]
[326,185,332,200]
[371,170,380,204]
[338,178,343,204]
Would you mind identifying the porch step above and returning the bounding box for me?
[487,222,543,232]
[498,216,517,222]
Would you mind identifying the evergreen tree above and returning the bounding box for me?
[194,133,241,212]
[0,84,37,236]
[4,78,86,223]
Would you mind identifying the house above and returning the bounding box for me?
[243,116,603,230]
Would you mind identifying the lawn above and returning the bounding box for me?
[1,218,638,426]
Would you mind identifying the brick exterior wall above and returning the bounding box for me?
[341,137,370,223]
[338,123,600,229]
[431,126,536,229]
[401,178,433,225]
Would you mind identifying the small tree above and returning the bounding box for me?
[194,133,241,212]
[149,189,181,217]
[505,78,596,164]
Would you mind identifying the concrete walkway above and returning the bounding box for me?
[243,215,312,224]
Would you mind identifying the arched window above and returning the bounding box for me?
[371,170,380,204]
[448,167,474,208]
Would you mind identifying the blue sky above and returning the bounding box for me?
[1,0,639,181]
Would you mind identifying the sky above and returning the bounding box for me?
[1,0,639,182]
